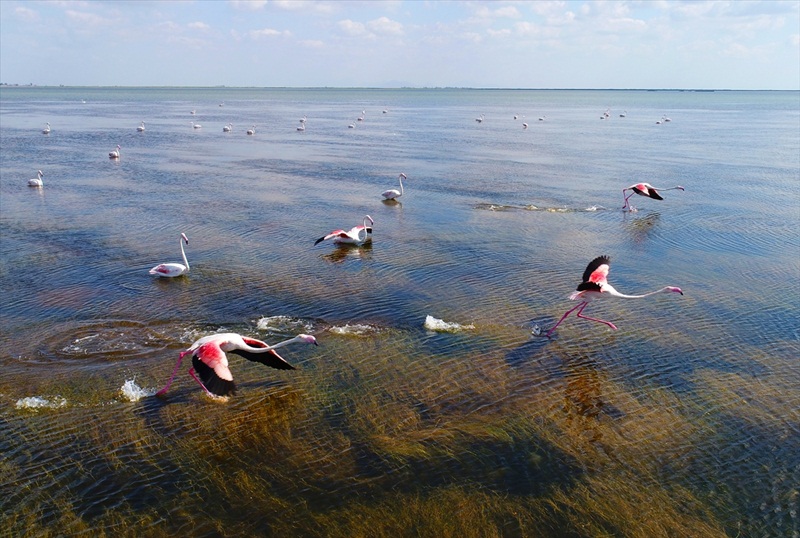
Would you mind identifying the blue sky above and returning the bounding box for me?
[1,1,798,89]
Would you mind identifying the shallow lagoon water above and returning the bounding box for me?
[1,87,798,536]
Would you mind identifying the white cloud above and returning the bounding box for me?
[65,10,107,26]
[250,28,292,39]
[228,0,268,11]
[338,19,369,37]
[14,6,39,22]
[188,22,211,31]
[367,17,403,36]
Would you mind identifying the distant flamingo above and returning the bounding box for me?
[299,115,307,123]
[246,125,256,135]
[137,121,145,132]
[544,256,683,337]
[223,123,233,132]
[297,123,306,132]
[522,122,528,129]
[109,145,121,159]
[28,170,43,187]
[475,114,485,123]
[156,332,318,397]
[539,115,546,121]
[42,122,51,134]
[149,233,190,277]
[191,122,202,129]
[315,215,373,246]
[619,111,627,118]
[622,183,684,211]
[381,173,406,200]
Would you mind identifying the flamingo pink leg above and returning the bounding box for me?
[188,367,216,397]
[156,351,189,396]
[622,190,635,210]
[545,302,587,338]
[574,303,618,331]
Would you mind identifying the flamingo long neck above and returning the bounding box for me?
[180,238,189,271]
[604,285,674,299]
[242,336,302,353]
[653,186,683,192]
[398,175,404,195]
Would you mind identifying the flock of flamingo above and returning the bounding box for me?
[27,109,686,399]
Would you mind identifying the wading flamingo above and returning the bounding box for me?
[149,233,190,277]
[109,145,121,159]
[28,170,43,187]
[475,114,485,123]
[315,215,373,246]
[544,256,683,337]
[191,122,202,129]
[223,123,233,132]
[156,332,318,397]
[42,122,51,134]
[622,183,684,211]
[381,173,406,200]
[137,121,145,132]
[246,125,256,135]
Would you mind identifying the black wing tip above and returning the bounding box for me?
[577,281,602,292]
[581,255,611,283]
[314,236,325,246]
[192,356,237,396]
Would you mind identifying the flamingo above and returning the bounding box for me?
[246,125,256,135]
[381,173,406,200]
[539,115,546,121]
[348,122,355,129]
[191,122,202,129]
[299,115,307,123]
[149,233,190,277]
[622,183,684,211]
[619,111,627,118]
[475,114,485,123]
[156,332,318,397]
[28,170,43,187]
[315,215,373,246]
[109,145,121,159]
[137,121,145,132]
[522,122,528,129]
[544,255,683,337]
[42,122,51,134]
[297,123,306,132]
[223,123,233,132]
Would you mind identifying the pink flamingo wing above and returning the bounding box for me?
[581,255,610,285]
[194,342,233,381]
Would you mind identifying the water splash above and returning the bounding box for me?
[329,323,382,336]
[15,396,68,410]
[120,379,156,402]
[424,315,475,332]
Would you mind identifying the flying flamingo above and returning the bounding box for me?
[42,122,51,134]
[381,173,406,200]
[28,170,43,187]
[156,332,318,397]
[149,233,190,277]
[544,255,683,337]
[622,183,684,211]
[109,145,121,159]
[315,215,373,246]
[137,121,145,132]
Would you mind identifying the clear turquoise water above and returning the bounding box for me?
[1,87,798,536]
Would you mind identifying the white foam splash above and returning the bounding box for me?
[256,316,313,332]
[15,396,67,410]
[120,379,156,402]
[424,315,475,332]
[329,323,380,336]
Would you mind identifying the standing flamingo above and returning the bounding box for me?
[149,233,190,277]
[109,145,121,159]
[315,215,373,246]
[156,332,318,397]
[28,170,44,187]
[42,122,51,134]
[223,123,233,132]
[191,122,202,129]
[381,173,406,200]
[246,125,256,135]
[622,183,684,211]
[544,256,683,337]
[475,114,485,123]
[137,121,145,132]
